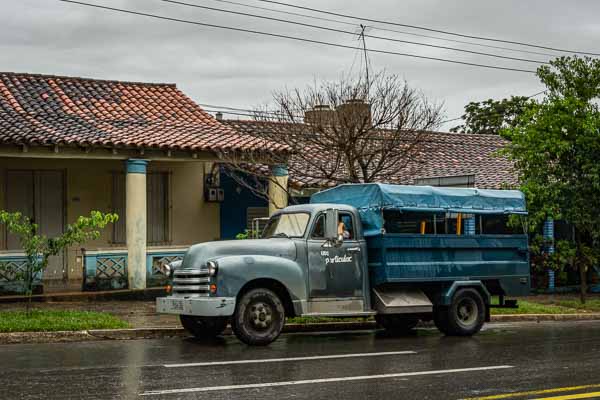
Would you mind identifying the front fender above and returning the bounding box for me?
[213,255,306,302]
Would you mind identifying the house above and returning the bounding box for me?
[0,72,288,294]
[219,119,519,239]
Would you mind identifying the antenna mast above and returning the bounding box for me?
[359,24,370,99]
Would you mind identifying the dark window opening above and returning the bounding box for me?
[480,214,524,235]
[383,210,444,234]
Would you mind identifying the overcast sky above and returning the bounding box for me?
[2,0,599,129]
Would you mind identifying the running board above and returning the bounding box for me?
[373,287,433,314]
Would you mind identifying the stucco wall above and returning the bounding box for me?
[0,156,219,290]
[151,160,220,245]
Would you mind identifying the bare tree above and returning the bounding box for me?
[219,71,445,204]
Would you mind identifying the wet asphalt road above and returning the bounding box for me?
[2,321,600,400]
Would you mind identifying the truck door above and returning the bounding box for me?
[306,211,364,313]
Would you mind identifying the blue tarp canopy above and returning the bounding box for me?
[310,183,527,236]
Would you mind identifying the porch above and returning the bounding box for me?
[0,72,289,294]
[0,152,222,293]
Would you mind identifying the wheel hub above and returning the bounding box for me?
[249,302,272,329]
[457,298,477,327]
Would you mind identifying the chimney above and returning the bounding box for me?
[336,99,372,127]
[215,111,223,121]
[304,104,334,126]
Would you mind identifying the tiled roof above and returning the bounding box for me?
[224,120,518,190]
[0,73,287,153]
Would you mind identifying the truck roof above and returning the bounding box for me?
[310,183,527,236]
[274,203,358,215]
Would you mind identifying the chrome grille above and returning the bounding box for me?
[172,269,210,296]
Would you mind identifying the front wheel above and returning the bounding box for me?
[180,315,228,339]
[232,288,285,346]
[434,288,485,336]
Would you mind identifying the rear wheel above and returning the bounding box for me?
[232,288,285,346]
[375,314,418,334]
[179,315,228,338]
[434,288,485,336]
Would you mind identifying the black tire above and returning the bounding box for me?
[434,288,485,336]
[375,314,418,334]
[180,315,228,338]
[232,288,285,346]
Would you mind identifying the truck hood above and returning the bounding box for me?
[182,238,297,269]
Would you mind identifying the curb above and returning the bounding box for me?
[2,313,600,345]
[490,313,600,322]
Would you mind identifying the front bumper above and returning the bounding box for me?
[156,296,236,316]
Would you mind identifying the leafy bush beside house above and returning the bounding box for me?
[0,210,118,310]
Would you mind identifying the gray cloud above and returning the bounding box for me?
[2,0,599,129]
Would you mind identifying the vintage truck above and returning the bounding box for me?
[157,183,530,345]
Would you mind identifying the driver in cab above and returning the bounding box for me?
[337,218,351,241]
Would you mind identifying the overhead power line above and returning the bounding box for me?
[199,103,304,119]
[256,0,600,57]
[205,0,558,58]
[204,108,276,119]
[160,0,547,64]
[57,0,536,73]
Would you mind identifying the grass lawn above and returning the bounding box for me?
[0,310,130,333]
[490,299,579,315]
[492,295,600,315]
[551,299,600,312]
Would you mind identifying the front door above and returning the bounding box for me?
[5,170,65,281]
[306,211,364,314]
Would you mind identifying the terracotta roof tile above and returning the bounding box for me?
[224,120,518,190]
[0,72,287,153]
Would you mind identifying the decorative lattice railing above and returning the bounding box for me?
[0,253,43,294]
[82,247,187,291]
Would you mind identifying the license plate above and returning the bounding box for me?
[170,299,184,312]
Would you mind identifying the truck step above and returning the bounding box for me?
[373,287,433,314]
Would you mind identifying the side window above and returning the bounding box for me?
[447,213,463,235]
[383,210,442,234]
[311,214,325,239]
[481,214,524,234]
[338,213,355,240]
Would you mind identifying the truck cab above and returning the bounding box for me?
[157,184,530,345]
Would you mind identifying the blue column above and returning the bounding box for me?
[125,159,148,290]
[543,217,555,292]
[464,216,476,235]
[126,159,148,174]
[268,164,289,215]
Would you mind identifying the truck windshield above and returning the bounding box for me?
[262,213,310,238]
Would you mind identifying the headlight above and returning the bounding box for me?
[159,260,181,278]
[207,260,218,277]
[158,263,171,277]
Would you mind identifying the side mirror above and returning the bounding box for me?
[324,208,341,246]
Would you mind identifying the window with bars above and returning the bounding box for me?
[112,172,171,245]
[246,207,269,237]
